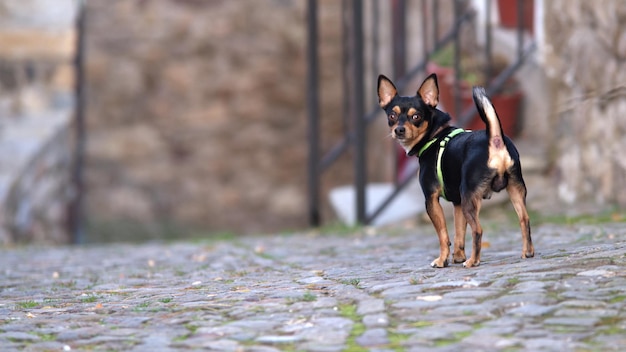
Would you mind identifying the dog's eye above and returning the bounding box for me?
[412,114,420,121]
[389,113,397,121]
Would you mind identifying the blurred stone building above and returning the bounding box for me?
[542,0,626,206]
[82,0,350,239]
[0,0,76,244]
[0,0,624,243]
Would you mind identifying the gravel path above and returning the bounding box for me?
[1,222,625,351]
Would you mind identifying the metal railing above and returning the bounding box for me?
[69,0,87,244]
[307,0,535,227]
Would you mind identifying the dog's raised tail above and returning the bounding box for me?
[472,86,513,188]
[472,87,505,147]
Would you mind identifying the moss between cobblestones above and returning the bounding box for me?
[609,295,626,304]
[302,292,317,302]
[338,303,411,351]
[387,330,411,351]
[338,303,366,352]
[545,324,586,334]
[411,321,434,328]
[409,276,422,285]
[597,316,625,335]
[527,207,626,226]
[501,347,523,352]
[80,294,99,303]
[255,251,278,261]
[42,297,56,305]
[35,332,57,342]
[506,277,521,285]
[15,300,38,309]
[230,270,249,277]
[286,291,317,305]
[344,323,367,352]
[339,303,359,320]
[542,249,569,259]
[173,323,199,342]
[581,337,604,350]
[341,278,362,287]
[257,342,298,352]
[133,301,152,312]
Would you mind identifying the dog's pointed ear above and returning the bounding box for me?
[417,73,439,107]
[377,75,397,108]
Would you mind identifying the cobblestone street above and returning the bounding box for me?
[1,221,625,351]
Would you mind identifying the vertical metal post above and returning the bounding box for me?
[391,0,407,79]
[69,0,86,244]
[433,0,439,42]
[306,0,320,227]
[351,0,366,224]
[341,0,350,134]
[517,0,525,59]
[452,0,462,118]
[391,0,406,184]
[421,0,429,63]
[485,0,493,82]
[370,0,379,80]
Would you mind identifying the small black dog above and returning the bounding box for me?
[377,73,534,268]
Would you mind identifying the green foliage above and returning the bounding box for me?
[341,278,361,287]
[16,300,38,309]
[302,292,317,302]
[430,44,455,67]
[80,295,99,303]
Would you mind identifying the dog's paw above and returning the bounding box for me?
[453,251,466,263]
[430,258,449,268]
[462,259,480,268]
[522,245,535,258]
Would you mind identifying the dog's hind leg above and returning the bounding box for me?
[507,179,534,258]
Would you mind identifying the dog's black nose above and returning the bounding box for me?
[394,126,405,137]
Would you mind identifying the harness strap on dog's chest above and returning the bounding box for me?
[426,128,468,201]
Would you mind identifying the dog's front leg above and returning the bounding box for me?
[452,205,467,263]
[426,194,450,268]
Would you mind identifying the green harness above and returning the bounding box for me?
[417,128,468,200]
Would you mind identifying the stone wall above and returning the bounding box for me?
[0,0,77,244]
[84,0,328,237]
[83,0,405,239]
[542,0,626,205]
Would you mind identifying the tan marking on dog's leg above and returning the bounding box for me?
[462,194,483,268]
[453,204,467,263]
[426,194,450,268]
[507,182,534,258]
